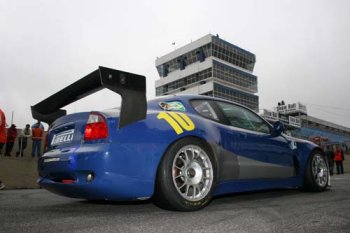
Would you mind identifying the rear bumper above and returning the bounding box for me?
[38,144,153,200]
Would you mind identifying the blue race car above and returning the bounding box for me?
[31,66,330,211]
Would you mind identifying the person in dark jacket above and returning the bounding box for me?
[5,124,17,156]
[0,108,6,189]
[0,108,6,156]
[324,145,335,175]
[16,124,31,157]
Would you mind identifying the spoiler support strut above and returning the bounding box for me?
[31,66,147,128]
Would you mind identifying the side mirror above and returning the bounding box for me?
[272,121,284,136]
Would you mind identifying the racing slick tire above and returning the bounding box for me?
[303,151,329,192]
[153,137,217,211]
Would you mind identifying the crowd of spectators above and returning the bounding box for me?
[0,108,45,190]
[0,108,44,159]
[0,123,44,158]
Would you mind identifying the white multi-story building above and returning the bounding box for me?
[155,34,259,111]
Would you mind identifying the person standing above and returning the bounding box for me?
[5,124,17,156]
[0,108,6,156]
[334,146,344,175]
[324,145,335,176]
[31,121,43,158]
[16,124,32,157]
[0,108,6,189]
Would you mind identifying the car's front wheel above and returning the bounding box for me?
[153,137,217,211]
[303,151,329,192]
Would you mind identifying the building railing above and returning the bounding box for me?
[276,102,307,114]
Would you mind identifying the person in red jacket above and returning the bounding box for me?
[31,121,44,158]
[0,108,6,189]
[334,145,344,175]
[5,124,17,156]
[0,108,6,156]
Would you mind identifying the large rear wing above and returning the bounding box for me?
[31,66,147,129]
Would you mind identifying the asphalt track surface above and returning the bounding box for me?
[1,174,350,233]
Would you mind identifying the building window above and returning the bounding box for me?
[213,84,258,111]
[212,61,257,92]
[156,68,212,96]
[211,37,255,72]
[156,44,211,77]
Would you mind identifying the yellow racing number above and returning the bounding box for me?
[157,112,195,135]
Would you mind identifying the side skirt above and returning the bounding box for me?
[213,177,302,196]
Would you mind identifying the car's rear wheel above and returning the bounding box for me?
[153,137,216,211]
[303,151,329,192]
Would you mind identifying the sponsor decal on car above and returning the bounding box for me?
[51,129,74,146]
[159,101,186,112]
[157,112,195,135]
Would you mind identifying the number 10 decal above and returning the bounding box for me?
[157,112,195,135]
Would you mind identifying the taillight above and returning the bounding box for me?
[61,179,75,184]
[84,113,108,140]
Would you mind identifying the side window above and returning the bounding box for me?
[191,100,219,121]
[217,102,270,134]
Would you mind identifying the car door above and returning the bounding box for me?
[215,101,296,180]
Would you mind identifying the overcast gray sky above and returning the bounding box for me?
[1,0,350,129]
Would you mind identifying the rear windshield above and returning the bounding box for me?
[191,100,219,121]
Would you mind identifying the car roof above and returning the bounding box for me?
[148,94,251,111]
